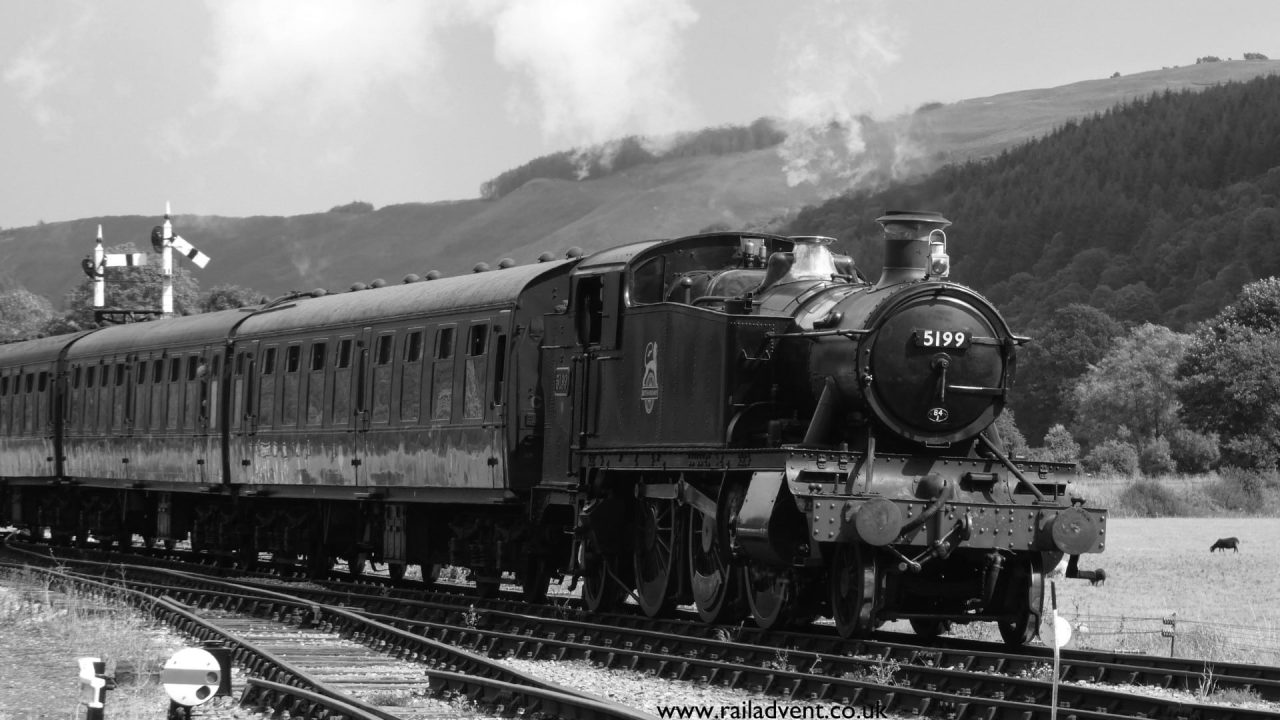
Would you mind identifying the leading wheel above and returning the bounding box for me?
[634,498,681,617]
[831,541,880,638]
[998,554,1045,646]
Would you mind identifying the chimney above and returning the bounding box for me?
[874,211,951,288]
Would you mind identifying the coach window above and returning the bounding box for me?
[203,355,218,427]
[332,338,353,424]
[182,356,200,429]
[306,341,327,426]
[38,371,50,431]
[166,357,183,430]
[112,364,126,430]
[151,358,165,430]
[400,330,423,422]
[65,367,80,429]
[491,330,507,407]
[24,372,35,434]
[231,351,247,431]
[431,326,455,421]
[98,362,113,431]
[282,344,301,426]
[85,366,98,432]
[260,346,278,427]
[463,324,488,420]
[133,360,149,430]
[150,358,165,430]
[371,333,394,424]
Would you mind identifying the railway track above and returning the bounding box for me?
[0,544,653,719]
[6,539,1280,719]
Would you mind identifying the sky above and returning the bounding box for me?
[2,0,1278,230]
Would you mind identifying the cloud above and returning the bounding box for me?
[203,0,448,118]
[3,7,95,132]
[4,40,62,128]
[199,0,701,148]
[487,0,699,145]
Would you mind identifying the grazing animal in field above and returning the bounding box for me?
[1210,537,1240,553]
[1089,568,1107,586]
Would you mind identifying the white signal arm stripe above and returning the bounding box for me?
[104,253,148,267]
[171,235,211,268]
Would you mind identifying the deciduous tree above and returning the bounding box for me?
[0,288,56,341]
[1070,323,1191,451]
[1178,278,1280,468]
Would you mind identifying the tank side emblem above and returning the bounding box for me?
[641,341,660,414]
[927,407,949,423]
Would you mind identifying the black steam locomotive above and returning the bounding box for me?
[0,211,1105,644]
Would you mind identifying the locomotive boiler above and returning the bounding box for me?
[0,210,1105,645]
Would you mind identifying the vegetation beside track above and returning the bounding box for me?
[0,568,193,720]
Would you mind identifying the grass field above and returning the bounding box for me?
[1024,517,1279,665]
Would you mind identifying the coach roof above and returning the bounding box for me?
[0,331,92,367]
[235,257,575,336]
[64,308,248,359]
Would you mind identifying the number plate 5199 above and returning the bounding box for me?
[915,329,970,349]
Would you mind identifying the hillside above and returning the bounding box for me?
[1,60,1278,305]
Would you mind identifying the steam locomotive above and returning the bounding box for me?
[0,211,1105,644]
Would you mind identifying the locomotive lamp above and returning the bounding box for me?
[928,232,950,278]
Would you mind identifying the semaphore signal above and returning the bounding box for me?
[81,202,212,323]
[151,202,212,315]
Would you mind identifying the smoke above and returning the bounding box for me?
[774,0,923,191]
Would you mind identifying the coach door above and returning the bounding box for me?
[228,340,261,483]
